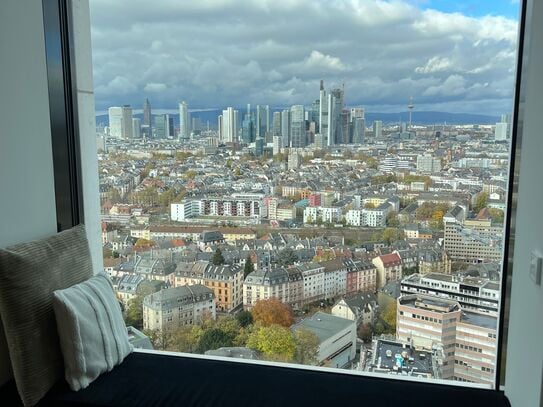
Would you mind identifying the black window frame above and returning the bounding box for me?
[43,0,529,395]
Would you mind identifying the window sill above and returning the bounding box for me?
[0,351,511,407]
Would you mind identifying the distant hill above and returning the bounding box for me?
[95,109,499,129]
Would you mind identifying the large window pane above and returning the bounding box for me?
[90,0,520,388]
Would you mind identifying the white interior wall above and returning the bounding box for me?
[0,0,57,385]
[505,0,543,405]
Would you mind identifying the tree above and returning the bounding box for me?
[316,216,323,226]
[381,302,397,333]
[380,228,405,245]
[236,310,254,328]
[364,202,376,209]
[293,328,320,365]
[212,248,225,265]
[184,170,197,180]
[166,326,200,353]
[473,192,489,212]
[488,208,504,224]
[386,211,400,227]
[125,282,158,329]
[246,325,296,362]
[251,298,294,328]
[143,328,172,351]
[244,255,254,278]
[357,323,373,343]
[196,328,234,353]
[276,248,298,267]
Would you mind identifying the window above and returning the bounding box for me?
[89,0,522,392]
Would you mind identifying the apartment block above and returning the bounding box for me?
[175,261,244,312]
[143,284,216,331]
[372,252,402,289]
[243,267,295,309]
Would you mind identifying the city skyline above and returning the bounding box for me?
[90,0,519,116]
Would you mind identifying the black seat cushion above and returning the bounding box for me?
[1,351,512,407]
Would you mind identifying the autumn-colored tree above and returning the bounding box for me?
[246,325,296,362]
[364,202,376,209]
[251,298,294,328]
[134,238,155,249]
[380,228,405,245]
[293,328,320,365]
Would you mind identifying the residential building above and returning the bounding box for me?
[372,252,402,288]
[331,292,377,325]
[243,267,291,309]
[303,206,342,224]
[142,284,215,331]
[174,261,244,312]
[417,154,442,173]
[373,120,382,138]
[295,262,325,304]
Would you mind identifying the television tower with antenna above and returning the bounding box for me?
[408,96,414,129]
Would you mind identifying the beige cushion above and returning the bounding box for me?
[0,224,93,406]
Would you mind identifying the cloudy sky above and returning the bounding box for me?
[89,0,520,115]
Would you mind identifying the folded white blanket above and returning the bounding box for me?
[53,272,133,391]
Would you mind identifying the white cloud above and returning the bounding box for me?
[143,83,168,92]
[415,56,452,74]
[89,0,519,115]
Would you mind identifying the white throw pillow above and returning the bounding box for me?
[52,272,133,391]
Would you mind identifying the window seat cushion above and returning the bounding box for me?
[1,351,512,407]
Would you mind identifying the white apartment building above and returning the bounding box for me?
[303,206,342,224]
[171,200,203,221]
[295,262,326,304]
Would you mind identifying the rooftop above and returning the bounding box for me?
[292,312,354,343]
[373,339,434,377]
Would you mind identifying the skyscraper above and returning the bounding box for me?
[327,88,344,145]
[272,111,281,137]
[256,105,269,138]
[132,118,141,139]
[179,101,190,142]
[108,105,133,139]
[290,105,306,148]
[351,107,365,144]
[242,113,255,144]
[222,107,238,143]
[495,122,508,141]
[319,80,329,145]
[143,98,152,138]
[281,109,290,148]
[108,107,123,139]
[154,114,172,139]
[373,120,383,138]
[122,106,133,139]
[352,118,365,144]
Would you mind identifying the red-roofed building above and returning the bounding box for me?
[372,252,402,289]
